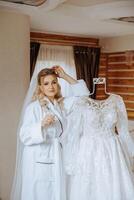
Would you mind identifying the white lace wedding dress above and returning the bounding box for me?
[64,94,134,200]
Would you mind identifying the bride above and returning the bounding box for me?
[10,66,89,200]
[64,93,134,200]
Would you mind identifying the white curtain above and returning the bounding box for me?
[35,44,77,97]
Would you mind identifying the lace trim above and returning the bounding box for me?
[74,94,115,110]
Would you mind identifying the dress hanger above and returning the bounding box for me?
[89,77,111,96]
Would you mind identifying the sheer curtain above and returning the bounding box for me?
[35,44,77,97]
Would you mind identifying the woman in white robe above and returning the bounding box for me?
[17,66,89,200]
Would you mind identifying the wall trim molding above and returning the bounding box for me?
[30,32,100,47]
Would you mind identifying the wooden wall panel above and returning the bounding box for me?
[30,32,99,47]
[96,51,134,119]
[96,53,108,99]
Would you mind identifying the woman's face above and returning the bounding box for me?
[39,74,59,99]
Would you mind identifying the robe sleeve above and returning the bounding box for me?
[63,80,90,115]
[116,95,134,158]
[19,103,46,146]
[70,79,90,96]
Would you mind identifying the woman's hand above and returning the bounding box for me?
[53,65,78,84]
[41,114,55,127]
[53,66,66,79]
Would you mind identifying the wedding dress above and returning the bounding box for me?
[64,94,134,200]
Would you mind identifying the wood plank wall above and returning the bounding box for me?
[96,51,134,119]
[30,32,99,47]
[96,53,108,99]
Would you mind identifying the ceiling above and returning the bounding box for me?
[66,0,124,7]
[0,0,134,38]
[0,0,47,6]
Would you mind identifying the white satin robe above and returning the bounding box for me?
[19,80,89,200]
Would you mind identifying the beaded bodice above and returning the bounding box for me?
[76,94,118,138]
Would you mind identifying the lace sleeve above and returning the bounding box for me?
[63,108,84,174]
[116,95,134,157]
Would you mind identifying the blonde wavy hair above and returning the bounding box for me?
[32,68,62,107]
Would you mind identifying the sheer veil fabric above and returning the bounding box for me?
[10,44,76,200]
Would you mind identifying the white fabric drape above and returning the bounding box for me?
[35,44,77,97]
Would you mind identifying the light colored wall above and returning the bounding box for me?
[0,11,30,200]
[100,35,134,52]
